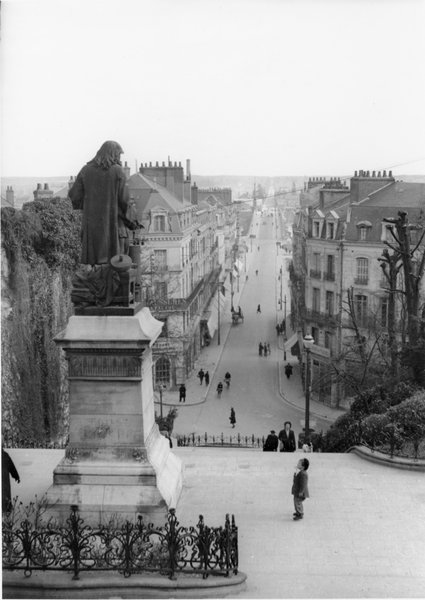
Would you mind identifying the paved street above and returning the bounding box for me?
[165,213,336,441]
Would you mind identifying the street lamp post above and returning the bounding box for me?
[157,383,166,419]
[303,334,314,446]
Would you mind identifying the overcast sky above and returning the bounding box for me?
[1,0,425,178]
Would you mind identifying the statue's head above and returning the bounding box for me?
[91,140,124,170]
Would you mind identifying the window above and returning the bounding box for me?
[327,222,335,239]
[154,282,168,299]
[326,255,335,280]
[359,227,367,241]
[325,291,334,315]
[313,221,320,237]
[355,258,369,284]
[311,327,319,344]
[324,331,332,349]
[157,318,168,338]
[153,215,166,232]
[310,252,321,278]
[312,288,320,312]
[354,294,368,327]
[155,356,170,386]
[154,249,167,270]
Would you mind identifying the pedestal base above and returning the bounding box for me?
[47,309,183,525]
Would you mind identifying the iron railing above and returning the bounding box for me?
[177,433,265,448]
[2,506,238,581]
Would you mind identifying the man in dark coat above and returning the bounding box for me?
[69,140,130,265]
[285,363,293,379]
[179,384,186,403]
[263,430,279,451]
[2,449,20,513]
[292,458,310,520]
[278,421,296,452]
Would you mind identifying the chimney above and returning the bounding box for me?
[186,159,191,181]
[68,175,75,189]
[123,161,130,179]
[6,186,15,208]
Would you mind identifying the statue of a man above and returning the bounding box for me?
[69,140,130,265]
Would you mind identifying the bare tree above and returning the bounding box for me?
[382,211,425,386]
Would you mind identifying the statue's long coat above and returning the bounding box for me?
[69,163,129,265]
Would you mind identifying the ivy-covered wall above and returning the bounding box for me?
[1,198,81,446]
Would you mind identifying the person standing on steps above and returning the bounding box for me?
[204,371,210,386]
[179,383,186,403]
[198,369,205,385]
[278,421,296,452]
[229,407,236,428]
[263,430,279,451]
[292,458,310,520]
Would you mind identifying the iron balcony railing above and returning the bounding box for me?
[177,433,266,448]
[309,269,322,279]
[303,308,338,327]
[324,271,335,281]
[354,276,369,285]
[2,506,238,581]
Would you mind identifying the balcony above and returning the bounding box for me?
[303,308,338,327]
[309,269,322,279]
[324,271,335,281]
[354,276,368,285]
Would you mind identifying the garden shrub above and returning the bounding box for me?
[387,391,425,449]
[360,413,390,447]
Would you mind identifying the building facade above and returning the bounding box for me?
[290,170,425,407]
[127,160,234,389]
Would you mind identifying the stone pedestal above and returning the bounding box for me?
[46,307,182,525]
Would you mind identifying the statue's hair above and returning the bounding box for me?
[90,140,124,170]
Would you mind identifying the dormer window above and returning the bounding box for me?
[154,215,166,232]
[357,220,372,241]
[313,221,320,237]
[326,222,335,239]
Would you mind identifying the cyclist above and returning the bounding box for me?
[216,382,223,397]
[224,372,231,388]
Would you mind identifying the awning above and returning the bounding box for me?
[284,332,299,351]
[206,292,226,338]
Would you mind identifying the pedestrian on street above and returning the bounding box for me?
[229,407,236,428]
[2,448,20,513]
[255,269,258,276]
[257,304,261,314]
[204,371,210,386]
[259,342,263,356]
[285,363,293,379]
[198,369,205,385]
[217,382,223,397]
[278,421,296,452]
[276,324,281,336]
[179,384,186,403]
[266,342,271,355]
[224,372,231,388]
[292,458,310,520]
[263,343,267,357]
[263,430,279,452]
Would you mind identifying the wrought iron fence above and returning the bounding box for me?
[2,506,238,581]
[177,432,265,448]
